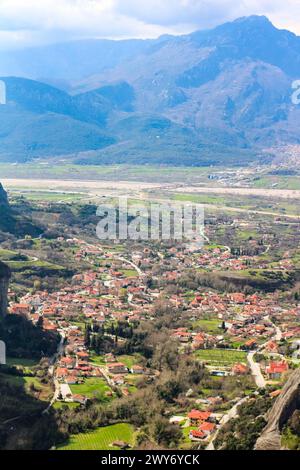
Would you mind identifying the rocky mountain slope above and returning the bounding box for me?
[0,183,15,233]
[0,261,11,318]
[255,369,300,450]
[0,16,299,165]
[0,183,42,237]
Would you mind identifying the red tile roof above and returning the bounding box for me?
[188,410,211,421]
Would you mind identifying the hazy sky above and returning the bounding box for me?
[0,0,300,49]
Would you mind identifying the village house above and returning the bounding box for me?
[10,303,31,318]
[130,365,145,374]
[76,351,89,361]
[60,356,76,369]
[198,421,216,436]
[107,362,128,375]
[265,340,279,354]
[189,429,205,441]
[188,410,212,426]
[72,394,88,405]
[242,339,257,350]
[266,361,289,380]
[111,375,125,386]
[56,367,68,380]
[65,375,79,385]
[231,363,249,375]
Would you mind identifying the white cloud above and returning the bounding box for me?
[0,0,299,49]
[116,0,300,32]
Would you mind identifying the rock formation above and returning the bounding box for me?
[0,261,11,317]
[0,183,8,204]
[255,369,300,450]
[0,182,15,234]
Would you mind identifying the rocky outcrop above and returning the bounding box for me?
[0,261,11,318]
[255,369,300,450]
[0,182,15,234]
[0,183,8,205]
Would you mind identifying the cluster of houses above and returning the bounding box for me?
[188,410,217,441]
[195,247,255,271]
[6,235,300,431]
[169,291,287,351]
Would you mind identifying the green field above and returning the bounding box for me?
[6,259,65,273]
[89,352,106,365]
[195,349,247,365]
[120,269,138,278]
[57,423,135,450]
[6,357,40,367]
[70,377,112,400]
[181,426,197,448]
[0,249,20,260]
[116,354,142,369]
[12,190,86,202]
[53,401,80,410]
[0,163,219,184]
[192,318,222,334]
[0,371,52,400]
[253,175,300,190]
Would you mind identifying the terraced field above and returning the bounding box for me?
[57,423,135,451]
[195,349,247,365]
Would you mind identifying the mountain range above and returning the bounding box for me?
[0,15,300,166]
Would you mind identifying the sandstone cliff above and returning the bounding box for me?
[255,369,300,450]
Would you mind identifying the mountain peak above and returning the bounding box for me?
[233,15,273,26]
[215,14,277,35]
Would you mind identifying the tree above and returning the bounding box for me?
[152,418,182,448]
[84,324,91,347]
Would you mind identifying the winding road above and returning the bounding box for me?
[43,332,65,414]
[207,319,283,449]
[115,256,144,277]
[206,396,249,450]
[247,351,266,388]
[247,318,282,389]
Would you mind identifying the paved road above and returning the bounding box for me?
[206,396,249,450]
[247,351,266,388]
[43,333,65,413]
[99,367,115,387]
[207,320,283,449]
[272,324,283,342]
[116,256,144,277]
[247,318,283,389]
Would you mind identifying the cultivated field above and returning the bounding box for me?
[57,424,135,451]
[70,377,112,400]
[195,349,247,365]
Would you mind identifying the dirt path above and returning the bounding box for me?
[1,178,163,193]
[170,186,300,200]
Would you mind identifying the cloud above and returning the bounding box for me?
[115,0,300,32]
[0,0,299,49]
[115,0,243,28]
[0,0,178,48]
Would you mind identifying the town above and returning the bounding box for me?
[1,190,300,450]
